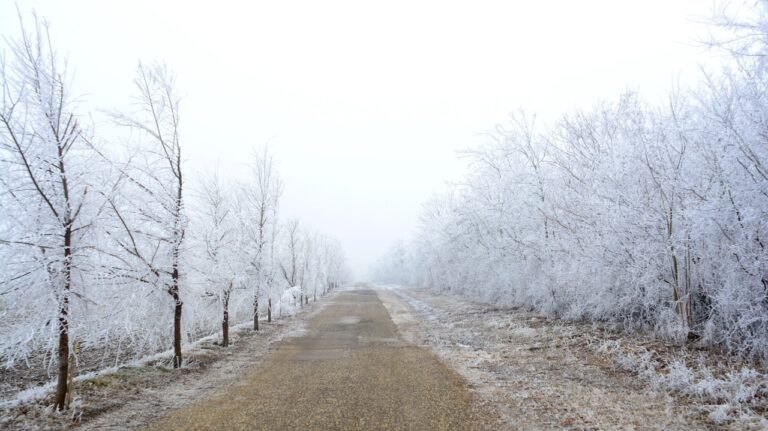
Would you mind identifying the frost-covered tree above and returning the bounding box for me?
[0,12,353,409]
[193,169,238,346]
[0,13,108,409]
[237,147,282,330]
[106,62,187,368]
[324,237,349,292]
[376,1,768,364]
[279,219,302,293]
[372,240,412,284]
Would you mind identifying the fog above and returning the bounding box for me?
[0,0,719,278]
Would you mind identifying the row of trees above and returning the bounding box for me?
[0,14,348,410]
[374,3,768,364]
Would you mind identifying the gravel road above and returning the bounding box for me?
[146,286,490,430]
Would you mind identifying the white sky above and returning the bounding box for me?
[0,0,722,278]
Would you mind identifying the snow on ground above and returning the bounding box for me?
[375,284,768,430]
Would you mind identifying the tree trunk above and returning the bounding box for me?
[172,134,184,369]
[65,341,77,409]
[222,291,230,347]
[54,300,69,410]
[267,297,272,323]
[173,299,183,368]
[253,297,260,331]
[171,267,183,368]
[54,227,72,410]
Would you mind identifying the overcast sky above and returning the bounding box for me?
[0,0,721,278]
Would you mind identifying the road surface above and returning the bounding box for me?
[147,286,487,430]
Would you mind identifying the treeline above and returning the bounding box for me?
[374,3,768,364]
[0,15,349,409]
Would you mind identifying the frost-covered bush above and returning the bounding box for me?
[274,286,304,317]
[594,339,768,425]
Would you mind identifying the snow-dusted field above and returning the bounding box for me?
[375,284,768,430]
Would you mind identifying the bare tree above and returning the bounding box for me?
[238,147,282,330]
[107,62,187,368]
[0,13,102,410]
[266,190,281,322]
[195,169,237,346]
[280,219,302,292]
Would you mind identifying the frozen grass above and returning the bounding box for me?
[0,319,250,410]
[595,338,768,427]
[376,284,768,430]
[0,286,342,428]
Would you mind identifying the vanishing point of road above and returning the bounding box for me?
[147,286,488,430]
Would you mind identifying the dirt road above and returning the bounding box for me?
[147,286,488,430]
